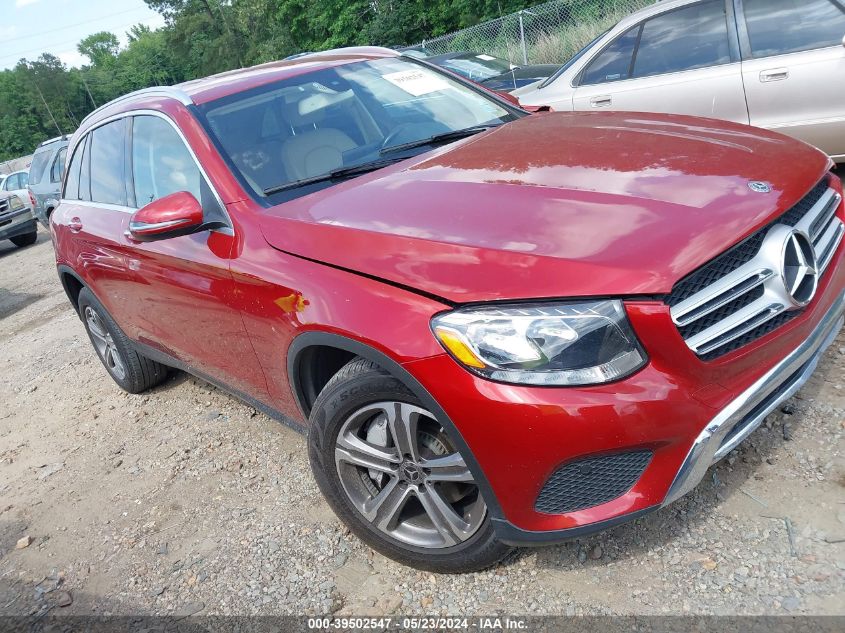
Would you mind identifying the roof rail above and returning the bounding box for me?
[79,86,193,128]
[38,135,68,147]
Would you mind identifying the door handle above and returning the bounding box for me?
[68,217,83,233]
[590,95,612,107]
[759,68,789,83]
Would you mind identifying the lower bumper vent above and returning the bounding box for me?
[535,450,652,514]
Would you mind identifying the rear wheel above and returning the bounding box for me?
[10,230,37,247]
[308,357,512,573]
[77,287,168,393]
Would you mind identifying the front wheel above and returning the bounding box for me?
[10,230,37,247]
[308,358,512,573]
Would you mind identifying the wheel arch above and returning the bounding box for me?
[57,265,87,316]
[286,331,505,521]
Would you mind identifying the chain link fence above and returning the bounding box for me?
[417,0,655,65]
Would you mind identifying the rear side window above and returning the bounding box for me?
[632,0,731,78]
[50,147,67,183]
[28,149,51,186]
[131,115,202,207]
[581,27,639,85]
[89,119,127,206]
[743,0,845,58]
[63,137,86,201]
[19,172,28,187]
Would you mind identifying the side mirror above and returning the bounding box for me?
[128,191,204,242]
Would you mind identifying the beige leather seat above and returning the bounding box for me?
[280,95,357,180]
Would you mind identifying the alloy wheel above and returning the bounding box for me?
[84,306,127,381]
[334,401,486,549]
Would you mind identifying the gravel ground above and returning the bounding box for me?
[0,227,843,618]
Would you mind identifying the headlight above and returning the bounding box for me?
[431,300,646,386]
[9,195,25,211]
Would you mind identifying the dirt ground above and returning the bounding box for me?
[0,227,843,618]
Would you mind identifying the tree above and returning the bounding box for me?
[0,0,549,161]
[77,32,120,67]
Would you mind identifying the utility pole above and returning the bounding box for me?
[517,9,537,66]
[518,11,528,65]
[81,72,98,109]
[33,81,63,136]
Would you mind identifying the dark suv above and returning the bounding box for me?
[28,136,68,228]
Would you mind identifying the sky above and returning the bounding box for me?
[0,0,166,70]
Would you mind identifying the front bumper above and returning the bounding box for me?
[405,246,845,545]
[663,291,844,506]
[0,207,37,240]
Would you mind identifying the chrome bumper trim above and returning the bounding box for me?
[662,290,845,506]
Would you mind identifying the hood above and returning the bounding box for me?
[259,111,831,303]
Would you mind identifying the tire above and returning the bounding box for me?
[10,230,37,247]
[77,287,168,394]
[308,357,512,573]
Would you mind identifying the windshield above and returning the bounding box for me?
[198,57,517,202]
[439,54,514,81]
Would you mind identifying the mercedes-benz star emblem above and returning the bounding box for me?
[748,181,772,194]
[400,462,423,484]
[782,231,818,307]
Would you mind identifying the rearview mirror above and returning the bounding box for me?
[128,191,204,242]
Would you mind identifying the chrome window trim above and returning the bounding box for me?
[60,108,233,235]
[79,87,193,129]
[59,200,136,214]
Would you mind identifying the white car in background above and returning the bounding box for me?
[0,170,32,210]
[514,0,845,161]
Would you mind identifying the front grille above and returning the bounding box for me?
[666,232,767,307]
[535,450,652,514]
[0,198,10,217]
[698,311,799,362]
[669,179,843,360]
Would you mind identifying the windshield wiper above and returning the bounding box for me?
[379,125,498,156]
[263,157,406,195]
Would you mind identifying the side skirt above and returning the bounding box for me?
[130,340,306,436]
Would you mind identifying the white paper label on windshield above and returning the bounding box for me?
[476,54,496,61]
[383,69,449,96]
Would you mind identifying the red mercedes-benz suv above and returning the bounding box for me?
[51,47,844,573]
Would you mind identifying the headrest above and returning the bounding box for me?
[282,89,354,128]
